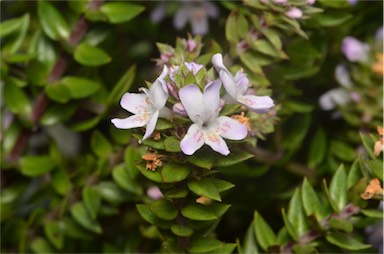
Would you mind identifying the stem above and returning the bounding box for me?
[174,190,190,253]
[7,0,104,164]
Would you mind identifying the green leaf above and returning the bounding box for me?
[164,188,189,199]
[91,131,112,158]
[188,178,221,202]
[45,83,71,103]
[136,204,172,229]
[301,178,323,220]
[97,181,130,204]
[20,156,56,176]
[31,237,54,253]
[74,43,111,66]
[252,39,281,58]
[187,149,215,169]
[37,1,70,40]
[360,209,384,218]
[100,3,145,24]
[212,179,235,192]
[171,225,194,237]
[307,128,327,168]
[329,217,353,233]
[164,136,182,152]
[51,168,71,195]
[281,208,297,241]
[215,150,254,167]
[41,103,77,126]
[137,163,163,183]
[1,14,29,54]
[133,134,165,150]
[262,28,282,50]
[326,232,370,250]
[287,189,309,237]
[4,84,31,115]
[161,162,191,183]
[242,223,259,254]
[44,221,63,250]
[181,204,218,221]
[107,65,136,106]
[366,160,383,181]
[359,132,376,160]
[150,199,178,221]
[82,187,101,220]
[312,12,353,27]
[0,16,23,37]
[330,140,356,162]
[226,12,239,43]
[70,202,102,234]
[68,0,90,13]
[253,211,277,251]
[61,76,100,99]
[329,164,348,211]
[187,238,223,253]
[237,14,249,39]
[112,164,142,195]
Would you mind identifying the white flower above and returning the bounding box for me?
[212,53,274,113]
[319,88,350,111]
[179,81,248,156]
[111,66,171,140]
[342,37,370,63]
[335,64,352,88]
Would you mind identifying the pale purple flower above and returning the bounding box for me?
[319,88,350,110]
[273,0,287,5]
[341,37,370,63]
[147,186,163,200]
[185,62,204,75]
[150,1,168,23]
[285,7,303,19]
[174,1,219,35]
[306,0,316,5]
[212,53,274,113]
[335,64,352,88]
[346,0,358,5]
[111,66,171,140]
[179,81,248,156]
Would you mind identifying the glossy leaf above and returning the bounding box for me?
[161,162,191,183]
[188,178,221,202]
[4,84,31,115]
[137,163,163,183]
[187,238,223,253]
[329,217,353,233]
[359,132,377,160]
[100,3,145,24]
[61,76,100,99]
[20,156,56,176]
[301,178,322,220]
[37,1,70,40]
[91,131,112,158]
[164,188,189,199]
[82,187,101,220]
[366,160,383,181]
[215,150,254,167]
[74,43,111,66]
[329,164,348,211]
[181,204,218,221]
[326,232,370,250]
[136,204,172,229]
[164,136,182,152]
[253,211,277,251]
[171,225,194,237]
[150,200,178,221]
[70,202,102,234]
[45,83,71,103]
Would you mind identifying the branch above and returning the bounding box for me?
[8,0,104,164]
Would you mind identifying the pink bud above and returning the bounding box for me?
[273,0,287,5]
[285,7,303,19]
[350,92,361,103]
[306,0,316,4]
[147,186,163,200]
[186,39,197,52]
[173,103,187,116]
[341,37,370,63]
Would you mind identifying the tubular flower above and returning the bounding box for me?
[212,53,274,113]
[179,81,248,156]
[111,66,171,140]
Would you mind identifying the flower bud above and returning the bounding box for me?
[147,186,163,200]
[285,7,303,19]
[173,102,187,116]
[186,39,197,52]
[341,37,370,63]
[273,0,287,5]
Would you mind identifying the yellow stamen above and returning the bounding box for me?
[372,53,383,75]
[231,112,251,131]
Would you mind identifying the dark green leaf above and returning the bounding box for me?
[359,132,377,160]
[326,232,370,250]
[181,204,218,221]
[161,162,191,183]
[164,136,182,152]
[187,238,223,253]
[70,202,102,234]
[329,164,347,211]
[253,211,277,251]
[212,179,235,192]
[97,181,130,204]
[74,43,111,66]
[360,209,384,218]
[366,160,383,181]
[137,163,163,183]
[330,141,356,162]
[136,204,172,229]
[107,65,136,106]
[171,225,193,237]
[44,221,63,250]
[150,199,178,221]
[307,128,327,168]
[4,84,31,115]
[31,237,54,253]
[301,178,322,220]
[262,28,282,50]
[82,187,101,220]
[215,150,253,167]
[91,131,112,158]
[20,156,56,176]
[312,12,353,27]
[100,3,145,24]
[237,14,249,39]
[164,188,189,199]
[37,1,70,40]
[45,83,71,103]
[329,217,353,233]
[51,168,71,195]
[188,178,221,202]
[112,164,142,195]
[41,103,77,126]
[61,76,100,99]
[187,150,215,169]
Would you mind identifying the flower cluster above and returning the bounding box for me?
[112,53,274,156]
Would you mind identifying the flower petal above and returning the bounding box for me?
[120,93,153,115]
[212,53,228,73]
[237,95,274,113]
[190,10,209,35]
[179,84,205,124]
[180,123,204,155]
[202,129,230,156]
[143,110,159,140]
[219,70,238,99]
[216,116,248,140]
[111,114,149,129]
[203,79,222,117]
[234,71,250,95]
[150,78,169,110]
[174,6,189,30]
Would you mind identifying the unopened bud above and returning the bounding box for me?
[147,186,163,200]
[173,103,187,116]
[285,7,303,19]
